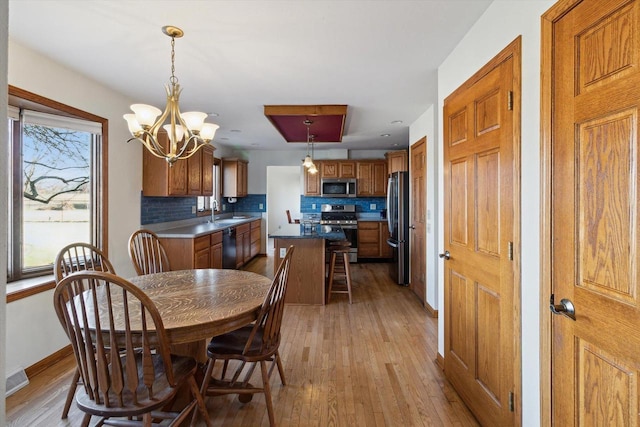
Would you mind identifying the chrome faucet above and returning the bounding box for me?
[211,199,219,222]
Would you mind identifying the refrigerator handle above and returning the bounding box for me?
[387,238,399,248]
[386,177,393,231]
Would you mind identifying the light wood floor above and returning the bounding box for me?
[6,255,478,427]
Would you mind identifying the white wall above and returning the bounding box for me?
[1,1,9,420]
[409,105,437,310]
[6,40,141,375]
[435,1,554,425]
[266,166,302,234]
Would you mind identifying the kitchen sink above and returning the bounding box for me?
[214,219,242,225]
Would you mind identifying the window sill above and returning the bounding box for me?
[6,275,55,303]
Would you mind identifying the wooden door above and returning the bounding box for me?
[543,0,640,424]
[443,38,520,426]
[410,137,426,305]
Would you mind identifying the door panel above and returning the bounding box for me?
[546,0,640,425]
[443,38,520,426]
[410,138,427,305]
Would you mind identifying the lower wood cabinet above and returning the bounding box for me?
[250,219,261,258]
[357,221,393,258]
[235,223,251,268]
[160,230,223,270]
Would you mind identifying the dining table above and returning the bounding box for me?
[127,268,272,362]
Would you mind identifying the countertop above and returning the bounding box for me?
[155,216,261,239]
[269,224,346,240]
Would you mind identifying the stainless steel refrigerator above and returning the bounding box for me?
[386,171,409,285]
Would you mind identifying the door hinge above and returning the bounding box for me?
[507,91,513,111]
[508,241,514,261]
[508,391,515,412]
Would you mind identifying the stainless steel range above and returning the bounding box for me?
[320,204,358,263]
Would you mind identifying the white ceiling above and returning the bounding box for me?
[8,0,493,152]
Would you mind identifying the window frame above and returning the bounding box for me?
[197,156,222,216]
[7,85,108,288]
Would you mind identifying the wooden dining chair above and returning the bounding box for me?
[53,270,211,427]
[53,242,116,420]
[198,246,295,427]
[128,229,171,275]
[285,210,300,224]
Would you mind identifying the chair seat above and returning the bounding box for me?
[76,353,197,417]
[208,326,276,359]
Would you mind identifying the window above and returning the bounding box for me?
[7,87,107,282]
[197,157,222,214]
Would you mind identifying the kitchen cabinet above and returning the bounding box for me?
[356,160,388,196]
[321,160,356,178]
[222,158,248,198]
[250,219,261,258]
[159,230,223,270]
[357,221,392,258]
[385,150,408,174]
[143,131,214,197]
[304,161,321,196]
[235,223,251,268]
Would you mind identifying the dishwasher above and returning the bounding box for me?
[222,227,236,268]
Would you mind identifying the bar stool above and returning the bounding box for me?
[327,241,353,304]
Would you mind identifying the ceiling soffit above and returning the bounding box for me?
[264,105,347,143]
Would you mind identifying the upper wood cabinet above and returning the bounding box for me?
[357,160,388,197]
[386,150,408,174]
[304,161,321,196]
[143,132,214,197]
[321,160,356,178]
[222,158,248,198]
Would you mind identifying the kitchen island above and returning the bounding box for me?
[270,224,345,305]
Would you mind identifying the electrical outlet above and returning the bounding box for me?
[279,248,287,258]
[312,203,316,209]
[222,205,226,211]
[191,206,196,214]
[259,203,264,209]
[370,203,376,210]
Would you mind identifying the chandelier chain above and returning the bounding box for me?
[170,35,178,85]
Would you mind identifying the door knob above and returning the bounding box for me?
[549,294,576,321]
[439,251,450,260]
[409,224,416,229]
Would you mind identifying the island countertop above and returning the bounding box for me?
[268,224,345,240]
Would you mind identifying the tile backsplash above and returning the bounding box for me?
[300,196,386,214]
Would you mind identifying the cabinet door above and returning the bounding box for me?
[372,161,388,196]
[251,220,261,258]
[321,161,338,178]
[379,221,393,258]
[356,162,373,196]
[202,146,214,196]
[239,160,248,197]
[304,163,321,195]
[243,231,252,263]
[339,161,356,178]
[187,149,202,195]
[386,150,408,174]
[211,243,223,268]
[194,235,211,268]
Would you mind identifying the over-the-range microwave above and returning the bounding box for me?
[321,178,357,198]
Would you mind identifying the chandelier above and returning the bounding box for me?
[123,26,219,165]
[302,119,318,174]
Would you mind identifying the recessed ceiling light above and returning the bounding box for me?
[220,137,229,141]
[230,129,241,133]
[393,143,399,146]
[208,112,219,117]
[391,120,403,125]
[251,143,259,146]
[381,133,391,137]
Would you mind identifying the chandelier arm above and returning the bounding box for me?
[127,135,170,160]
